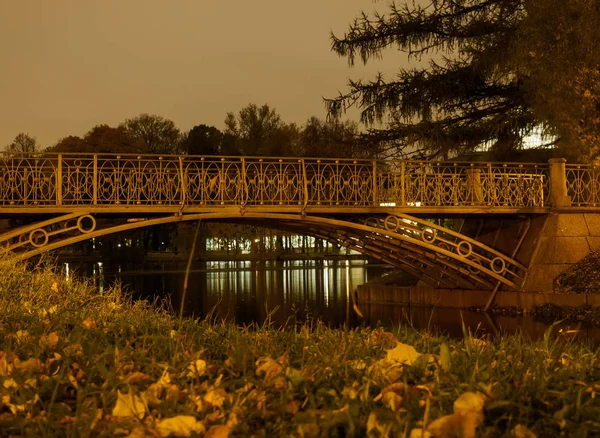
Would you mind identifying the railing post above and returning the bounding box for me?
[178,156,186,206]
[56,154,63,206]
[465,167,483,205]
[241,157,247,205]
[548,158,571,208]
[400,161,406,207]
[372,161,377,206]
[301,158,308,211]
[93,155,98,205]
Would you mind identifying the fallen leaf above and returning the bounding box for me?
[204,388,227,408]
[158,370,172,388]
[512,424,537,438]
[156,415,205,437]
[427,391,486,438]
[124,372,153,385]
[14,358,42,373]
[51,282,59,292]
[187,359,207,378]
[82,318,96,330]
[255,357,285,387]
[409,428,432,438]
[3,378,18,390]
[112,390,147,419]
[386,342,421,365]
[205,424,231,438]
[39,332,59,350]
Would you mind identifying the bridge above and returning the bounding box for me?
[0,152,597,294]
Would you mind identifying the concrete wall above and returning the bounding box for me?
[522,213,600,293]
[357,284,600,310]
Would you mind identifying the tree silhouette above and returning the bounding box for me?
[326,0,600,160]
[6,133,38,153]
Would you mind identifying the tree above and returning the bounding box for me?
[183,124,223,155]
[50,125,148,154]
[120,114,182,155]
[298,116,369,158]
[326,0,600,161]
[6,133,38,153]
[224,103,297,156]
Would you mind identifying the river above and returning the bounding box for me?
[62,258,600,345]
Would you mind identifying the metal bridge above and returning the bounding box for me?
[0,152,595,292]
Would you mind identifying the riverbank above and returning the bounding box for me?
[1,261,599,436]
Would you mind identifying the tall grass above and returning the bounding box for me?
[0,260,598,437]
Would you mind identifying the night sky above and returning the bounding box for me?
[0,0,405,148]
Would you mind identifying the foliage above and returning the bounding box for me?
[6,133,38,153]
[50,125,148,154]
[297,116,375,158]
[1,261,599,436]
[224,103,299,156]
[121,114,182,155]
[183,124,223,156]
[326,0,600,161]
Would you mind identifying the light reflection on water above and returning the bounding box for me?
[62,259,600,345]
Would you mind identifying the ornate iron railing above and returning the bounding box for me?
[565,164,600,207]
[0,153,549,209]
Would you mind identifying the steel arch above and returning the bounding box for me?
[1,211,526,290]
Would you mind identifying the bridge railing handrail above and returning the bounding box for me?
[0,152,552,209]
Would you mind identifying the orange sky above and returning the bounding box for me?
[0,0,408,149]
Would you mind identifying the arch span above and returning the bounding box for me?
[1,212,526,290]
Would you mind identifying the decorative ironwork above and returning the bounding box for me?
[0,153,549,210]
[565,164,600,207]
[2,211,526,290]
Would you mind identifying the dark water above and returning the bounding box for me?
[63,259,600,345]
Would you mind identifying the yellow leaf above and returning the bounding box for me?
[385,342,421,365]
[427,414,462,437]
[82,318,96,330]
[126,427,148,438]
[158,370,172,388]
[204,388,227,408]
[0,357,12,377]
[24,378,37,388]
[255,357,285,387]
[512,424,537,438]
[382,391,403,412]
[15,330,29,342]
[205,424,231,438]
[112,390,147,419]
[166,384,181,403]
[124,372,153,385]
[187,359,207,378]
[3,378,18,390]
[156,415,205,437]
[409,428,432,438]
[427,392,486,438]
[39,332,59,350]
[51,282,59,292]
[453,392,486,416]
[144,383,163,406]
[14,358,42,373]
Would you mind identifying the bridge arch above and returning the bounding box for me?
[1,211,526,290]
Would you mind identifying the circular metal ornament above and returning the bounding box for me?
[456,241,472,257]
[384,215,399,232]
[421,228,437,243]
[29,229,48,248]
[490,257,506,274]
[77,215,97,233]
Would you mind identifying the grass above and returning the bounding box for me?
[0,260,599,437]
